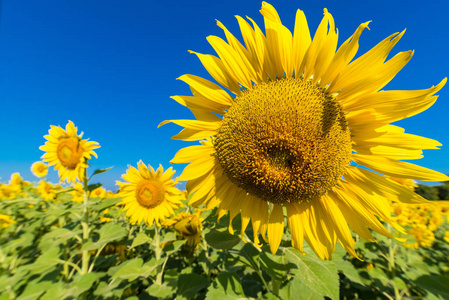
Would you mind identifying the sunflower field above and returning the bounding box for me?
[1,150,449,300]
[3,2,449,300]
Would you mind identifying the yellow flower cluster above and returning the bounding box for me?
[0,173,30,200]
[388,177,449,249]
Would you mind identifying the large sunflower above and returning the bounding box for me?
[116,162,183,226]
[40,121,99,184]
[161,2,448,259]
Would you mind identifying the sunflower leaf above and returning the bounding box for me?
[283,247,339,300]
[177,273,209,300]
[205,271,245,300]
[89,167,113,180]
[204,229,240,250]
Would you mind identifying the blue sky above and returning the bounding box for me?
[1,0,448,191]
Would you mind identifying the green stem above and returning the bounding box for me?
[386,224,401,300]
[271,278,280,296]
[80,171,90,274]
[154,226,164,285]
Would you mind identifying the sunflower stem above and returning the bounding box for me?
[80,171,91,275]
[271,278,280,296]
[154,226,164,285]
[386,224,401,300]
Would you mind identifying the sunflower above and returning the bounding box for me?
[163,210,204,248]
[403,224,435,249]
[40,121,99,184]
[31,161,49,178]
[116,162,183,226]
[37,180,57,201]
[90,186,107,199]
[161,2,448,259]
[0,214,16,229]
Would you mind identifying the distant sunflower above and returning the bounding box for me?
[116,162,183,226]
[161,2,449,259]
[40,121,99,184]
[163,210,204,248]
[31,161,48,178]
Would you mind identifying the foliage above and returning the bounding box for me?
[415,183,449,200]
[1,176,449,300]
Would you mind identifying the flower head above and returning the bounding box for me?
[37,180,57,201]
[40,121,99,184]
[163,210,204,248]
[31,161,49,178]
[90,186,107,199]
[0,214,16,229]
[161,2,448,260]
[116,162,183,226]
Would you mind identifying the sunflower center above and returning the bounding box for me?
[214,77,352,204]
[56,138,84,169]
[135,180,165,208]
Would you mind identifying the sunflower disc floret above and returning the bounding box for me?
[215,77,352,203]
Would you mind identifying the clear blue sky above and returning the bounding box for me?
[1,0,448,191]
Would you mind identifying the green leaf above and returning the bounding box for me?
[261,293,281,300]
[162,240,185,255]
[82,222,127,251]
[110,258,161,283]
[22,248,61,275]
[205,229,240,250]
[416,275,449,299]
[3,232,35,253]
[279,277,323,300]
[39,282,67,300]
[205,271,245,300]
[110,258,145,282]
[90,167,113,178]
[160,231,178,244]
[87,183,102,193]
[239,243,261,271]
[148,283,176,299]
[70,273,98,297]
[16,280,53,300]
[130,232,152,249]
[176,273,209,300]
[335,259,364,285]
[283,247,339,300]
[90,197,121,212]
[259,246,289,281]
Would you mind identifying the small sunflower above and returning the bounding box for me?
[403,224,435,249]
[37,180,57,201]
[40,121,99,184]
[163,210,204,248]
[161,2,448,259]
[90,186,107,199]
[31,161,49,178]
[116,162,183,226]
[0,214,16,229]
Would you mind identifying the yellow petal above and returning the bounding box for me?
[319,195,358,258]
[292,9,311,76]
[267,204,284,256]
[170,144,215,164]
[170,128,216,141]
[353,154,449,181]
[320,21,370,87]
[286,203,304,253]
[207,35,254,89]
[177,155,216,181]
[188,51,241,94]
